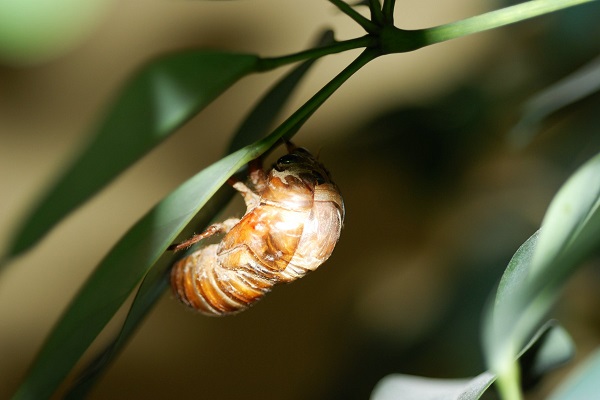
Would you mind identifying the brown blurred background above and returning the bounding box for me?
[1,1,600,399]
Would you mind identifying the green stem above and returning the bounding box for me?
[382,0,396,23]
[422,0,598,45]
[257,0,595,68]
[368,0,384,25]
[496,360,524,400]
[260,49,378,151]
[329,0,380,33]
[257,35,374,71]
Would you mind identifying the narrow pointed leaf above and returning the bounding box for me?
[521,321,574,382]
[12,139,271,400]
[227,30,333,153]
[493,230,540,308]
[529,152,600,279]
[13,47,373,400]
[63,31,333,398]
[484,151,600,392]
[372,322,573,400]
[510,55,600,147]
[371,372,495,400]
[5,51,259,260]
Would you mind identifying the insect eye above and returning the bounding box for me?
[276,154,302,169]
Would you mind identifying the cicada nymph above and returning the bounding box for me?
[170,142,345,316]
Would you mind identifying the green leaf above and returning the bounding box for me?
[62,31,332,398]
[529,152,600,280]
[493,230,540,309]
[5,51,259,260]
[13,46,373,400]
[227,30,334,153]
[62,187,233,400]
[548,349,600,400]
[510,56,600,147]
[519,321,575,387]
[371,372,495,400]
[61,264,171,400]
[0,0,113,65]
[371,322,573,400]
[12,139,271,400]
[484,151,600,397]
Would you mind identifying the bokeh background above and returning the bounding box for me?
[1,0,600,399]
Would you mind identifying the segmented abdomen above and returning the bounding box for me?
[171,243,275,315]
[170,146,344,316]
[170,194,342,316]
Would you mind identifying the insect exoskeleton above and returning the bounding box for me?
[170,142,345,316]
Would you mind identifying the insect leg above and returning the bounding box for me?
[168,218,239,252]
[248,157,267,191]
[226,153,265,195]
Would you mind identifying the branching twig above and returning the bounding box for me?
[329,0,380,33]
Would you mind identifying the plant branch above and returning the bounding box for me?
[422,0,598,45]
[329,0,380,33]
[382,0,396,23]
[379,0,597,54]
[262,48,378,148]
[257,0,595,69]
[368,0,384,24]
[257,35,374,71]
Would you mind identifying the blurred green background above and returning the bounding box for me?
[1,1,599,399]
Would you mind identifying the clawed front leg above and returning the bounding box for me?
[247,157,267,192]
[170,155,267,252]
[227,157,265,209]
[168,218,240,252]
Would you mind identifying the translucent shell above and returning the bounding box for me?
[170,146,344,316]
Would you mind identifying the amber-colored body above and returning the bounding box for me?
[170,144,344,316]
